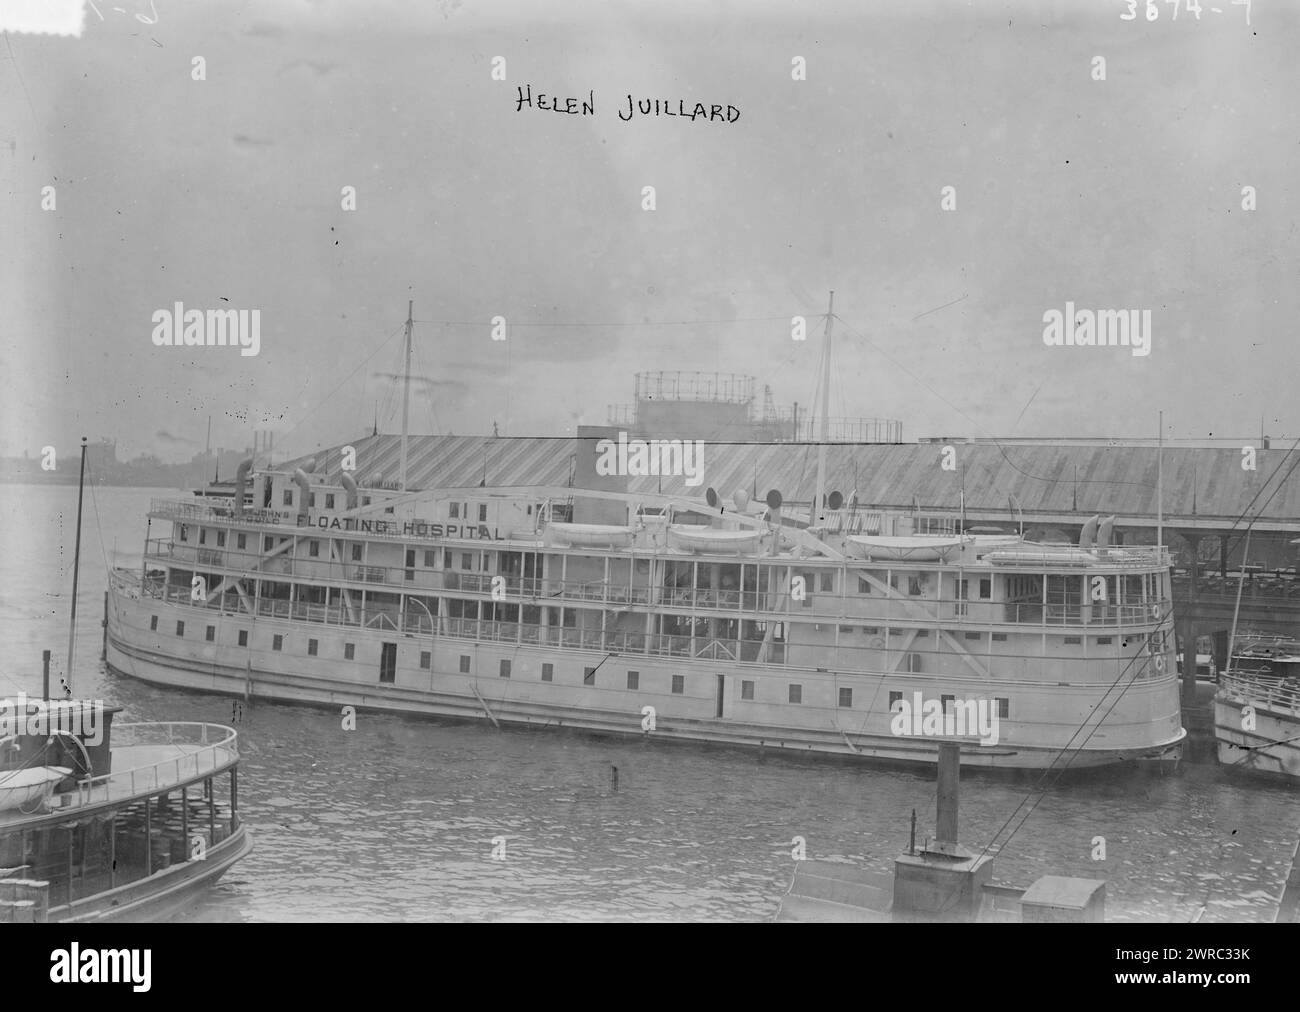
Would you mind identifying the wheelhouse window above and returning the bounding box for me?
[838,687,852,708]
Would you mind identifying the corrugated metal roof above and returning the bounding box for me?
[281,436,1300,522]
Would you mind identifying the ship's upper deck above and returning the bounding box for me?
[0,723,239,834]
[147,485,1172,576]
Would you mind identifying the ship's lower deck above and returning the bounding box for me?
[107,587,1186,771]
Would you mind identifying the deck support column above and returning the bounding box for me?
[108,814,116,888]
[1178,617,1198,705]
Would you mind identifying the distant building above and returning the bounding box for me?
[607,370,902,444]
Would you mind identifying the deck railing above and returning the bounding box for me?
[1219,672,1300,715]
[64,723,238,809]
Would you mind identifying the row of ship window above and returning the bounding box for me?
[147,612,1014,714]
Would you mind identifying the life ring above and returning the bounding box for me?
[1153,655,1165,673]
[870,637,885,650]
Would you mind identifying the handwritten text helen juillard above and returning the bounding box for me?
[516,85,739,123]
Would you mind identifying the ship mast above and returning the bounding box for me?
[811,291,834,527]
[66,436,88,696]
[1156,409,1163,550]
[399,299,413,492]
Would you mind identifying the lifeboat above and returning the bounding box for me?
[844,535,964,561]
[983,545,1140,567]
[547,522,638,548]
[0,765,72,812]
[667,526,763,554]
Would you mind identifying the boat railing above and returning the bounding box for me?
[1218,672,1300,715]
[151,498,283,526]
[139,572,1173,639]
[62,722,238,809]
[417,619,776,661]
[1004,601,1166,626]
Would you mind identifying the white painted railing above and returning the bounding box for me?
[66,723,238,808]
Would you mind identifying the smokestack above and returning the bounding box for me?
[340,473,359,510]
[232,458,253,518]
[293,468,312,520]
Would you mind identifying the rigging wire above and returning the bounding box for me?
[976,643,1160,862]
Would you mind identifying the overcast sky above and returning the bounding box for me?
[2,0,1297,462]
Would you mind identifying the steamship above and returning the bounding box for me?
[103,447,1187,770]
[104,302,1185,770]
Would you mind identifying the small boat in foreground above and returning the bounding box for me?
[0,700,250,922]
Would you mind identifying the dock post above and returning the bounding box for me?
[936,742,959,851]
[101,592,108,661]
[42,650,50,702]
